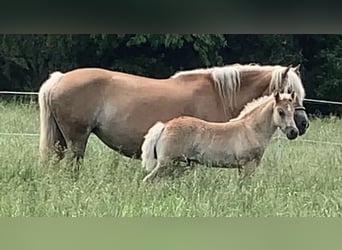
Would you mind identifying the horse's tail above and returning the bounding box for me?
[38,71,65,160]
[141,122,165,172]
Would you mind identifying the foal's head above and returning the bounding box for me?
[273,91,298,140]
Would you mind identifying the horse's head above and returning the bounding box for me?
[279,64,310,136]
[273,91,298,140]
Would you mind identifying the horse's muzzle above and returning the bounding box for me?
[285,126,299,140]
[294,107,309,136]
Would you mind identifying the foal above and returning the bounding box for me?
[141,91,298,182]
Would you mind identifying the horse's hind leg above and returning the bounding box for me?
[68,133,91,166]
[54,127,67,161]
[58,124,92,171]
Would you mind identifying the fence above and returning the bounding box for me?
[0,91,342,147]
[1,91,342,105]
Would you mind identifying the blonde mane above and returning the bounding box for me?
[230,92,293,122]
[171,63,306,115]
[269,68,305,105]
[229,95,274,121]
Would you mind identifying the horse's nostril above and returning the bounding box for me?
[286,127,298,140]
[301,120,308,128]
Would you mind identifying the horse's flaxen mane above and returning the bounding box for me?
[230,93,293,122]
[269,67,305,104]
[171,63,275,79]
[229,95,274,121]
[171,64,306,116]
[171,68,214,78]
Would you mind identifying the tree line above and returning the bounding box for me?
[0,34,341,114]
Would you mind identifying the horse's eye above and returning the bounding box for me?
[278,109,285,117]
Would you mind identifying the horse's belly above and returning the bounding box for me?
[92,124,144,157]
[199,152,239,168]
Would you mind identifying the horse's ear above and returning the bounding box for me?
[274,91,281,103]
[282,65,292,79]
[293,64,301,75]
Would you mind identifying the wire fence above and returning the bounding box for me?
[274,135,342,146]
[0,132,39,137]
[0,90,341,147]
[0,91,39,95]
[1,131,341,149]
[304,98,342,106]
[1,91,342,105]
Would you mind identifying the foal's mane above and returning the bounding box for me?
[229,92,294,122]
[171,63,305,116]
[229,95,274,121]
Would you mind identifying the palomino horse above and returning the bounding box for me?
[141,91,298,182]
[39,64,309,162]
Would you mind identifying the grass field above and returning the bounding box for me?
[0,101,341,217]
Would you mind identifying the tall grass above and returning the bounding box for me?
[0,101,341,217]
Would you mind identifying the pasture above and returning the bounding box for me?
[0,101,341,217]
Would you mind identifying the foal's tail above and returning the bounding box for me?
[38,71,65,160]
[141,122,165,172]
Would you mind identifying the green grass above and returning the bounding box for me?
[0,101,341,217]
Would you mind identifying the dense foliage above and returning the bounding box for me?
[0,34,341,114]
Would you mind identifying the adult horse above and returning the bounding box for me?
[39,63,309,162]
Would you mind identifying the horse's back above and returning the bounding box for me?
[52,67,168,90]
[164,116,208,131]
[48,67,170,114]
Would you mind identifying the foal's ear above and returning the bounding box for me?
[273,91,281,103]
[293,64,301,75]
[290,90,296,101]
[282,65,292,79]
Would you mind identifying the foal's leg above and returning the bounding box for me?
[143,160,166,183]
[239,160,259,179]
